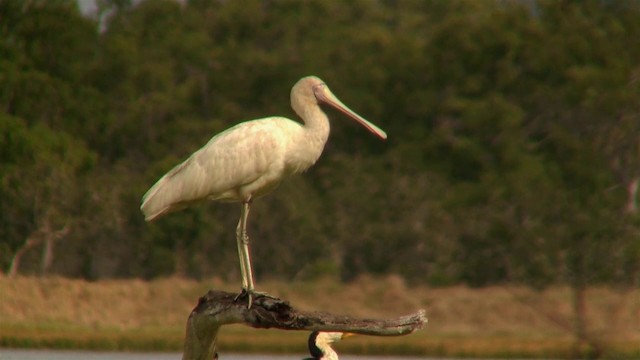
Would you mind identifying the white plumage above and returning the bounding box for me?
[306,331,354,360]
[141,76,386,307]
[141,118,315,220]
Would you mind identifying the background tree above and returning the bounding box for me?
[0,114,95,275]
[0,0,637,299]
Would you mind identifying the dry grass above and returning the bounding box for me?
[1,274,639,358]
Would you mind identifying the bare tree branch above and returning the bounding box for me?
[7,222,71,277]
[183,290,428,360]
[8,236,41,277]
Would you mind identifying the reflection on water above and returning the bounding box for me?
[0,349,435,360]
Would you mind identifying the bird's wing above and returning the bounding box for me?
[140,118,295,221]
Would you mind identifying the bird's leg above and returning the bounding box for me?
[235,200,256,308]
[235,213,249,290]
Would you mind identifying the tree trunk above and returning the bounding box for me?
[182,290,427,360]
[570,250,603,359]
[41,236,54,275]
[625,176,639,214]
[40,224,70,276]
[8,237,40,277]
[174,238,187,277]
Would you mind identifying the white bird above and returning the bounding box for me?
[140,76,387,307]
[305,331,354,360]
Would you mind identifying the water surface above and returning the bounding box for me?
[1,349,434,360]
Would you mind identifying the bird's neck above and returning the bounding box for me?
[321,347,338,360]
[300,105,330,145]
[290,106,330,166]
[285,105,330,173]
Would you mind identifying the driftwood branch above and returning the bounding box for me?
[183,290,428,360]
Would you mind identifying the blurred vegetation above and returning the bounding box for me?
[1,0,640,290]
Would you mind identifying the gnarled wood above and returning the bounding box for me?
[183,290,428,360]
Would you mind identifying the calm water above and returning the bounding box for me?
[0,349,436,360]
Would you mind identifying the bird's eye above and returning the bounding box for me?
[312,83,326,92]
[312,83,326,99]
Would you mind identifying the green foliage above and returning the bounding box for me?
[0,0,638,288]
[0,114,96,274]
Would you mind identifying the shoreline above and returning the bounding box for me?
[1,275,638,358]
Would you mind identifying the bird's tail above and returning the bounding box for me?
[140,160,192,221]
[140,180,170,222]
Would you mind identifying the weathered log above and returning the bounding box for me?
[182,290,428,360]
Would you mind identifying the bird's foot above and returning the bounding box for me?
[234,288,272,309]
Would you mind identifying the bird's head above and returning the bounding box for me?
[290,76,326,114]
[291,76,387,140]
[307,331,356,360]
